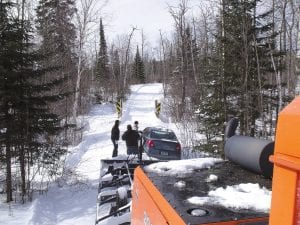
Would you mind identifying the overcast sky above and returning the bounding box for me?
[104,0,202,45]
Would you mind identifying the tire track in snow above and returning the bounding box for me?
[120,83,164,130]
[65,104,117,174]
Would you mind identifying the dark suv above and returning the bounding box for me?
[141,127,181,160]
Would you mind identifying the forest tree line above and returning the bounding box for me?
[158,0,300,152]
[0,0,300,202]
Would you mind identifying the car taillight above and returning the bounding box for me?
[147,140,155,148]
[176,143,181,152]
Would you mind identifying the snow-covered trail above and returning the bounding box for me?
[0,83,273,225]
[120,84,163,128]
[0,83,170,225]
[67,83,169,180]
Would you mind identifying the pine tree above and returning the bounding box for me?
[220,0,278,136]
[196,0,280,149]
[36,0,77,118]
[111,49,121,96]
[133,46,145,83]
[96,18,110,82]
[195,25,226,150]
[95,18,112,101]
[0,0,14,202]
[36,0,76,62]
[0,1,68,202]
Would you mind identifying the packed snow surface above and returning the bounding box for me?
[0,83,271,225]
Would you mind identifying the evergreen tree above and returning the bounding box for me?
[96,18,110,82]
[36,0,76,63]
[133,46,145,83]
[221,0,254,121]
[196,37,225,149]
[219,0,277,136]
[1,1,67,202]
[36,0,77,118]
[111,49,121,96]
[196,0,280,150]
[95,18,112,101]
[0,0,14,202]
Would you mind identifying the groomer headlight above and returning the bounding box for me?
[187,208,208,217]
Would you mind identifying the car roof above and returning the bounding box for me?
[143,127,179,142]
[145,127,174,132]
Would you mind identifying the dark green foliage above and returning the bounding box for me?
[201,0,280,138]
[132,46,145,83]
[0,1,68,201]
[0,0,14,202]
[111,49,122,96]
[36,0,76,61]
[96,18,110,82]
[221,0,258,134]
[192,0,284,155]
[195,38,226,145]
[36,0,77,118]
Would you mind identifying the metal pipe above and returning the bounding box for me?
[225,135,274,178]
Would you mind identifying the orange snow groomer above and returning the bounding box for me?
[132,164,269,225]
[269,96,300,225]
[131,139,271,223]
[131,96,300,225]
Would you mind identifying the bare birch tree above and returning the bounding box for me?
[168,0,189,119]
[159,30,167,96]
[72,0,108,122]
[122,27,136,96]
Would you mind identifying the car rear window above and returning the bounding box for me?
[150,130,177,140]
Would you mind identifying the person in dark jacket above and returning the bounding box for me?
[134,121,139,131]
[111,120,120,157]
[122,124,140,155]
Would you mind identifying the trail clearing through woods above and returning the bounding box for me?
[0,83,178,225]
[0,83,271,225]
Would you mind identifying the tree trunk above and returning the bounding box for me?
[72,46,83,122]
[20,145,26,201]
[122,27,136,96]
[73,0,107,122]
[159,30,167,97]
[6,141,13,202]
[73,1,87,123]
[253,34,266,137]
[190,18,198,86]
[270,42,283,112]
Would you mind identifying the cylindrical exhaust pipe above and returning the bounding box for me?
[224,135,274,178]
[224,117,239,140]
